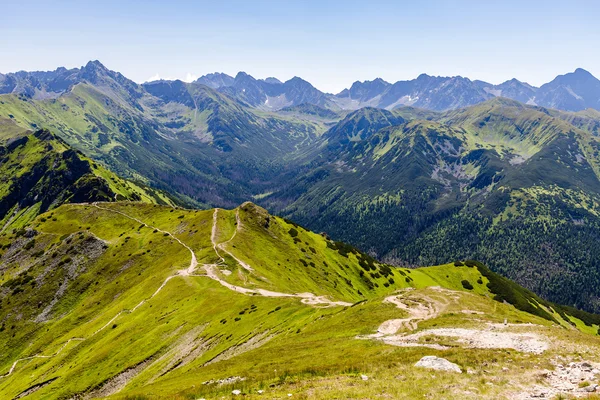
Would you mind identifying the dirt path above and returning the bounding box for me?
[94,204,197,275]
[360,287,548,353]
[0,338,85,379]
[206,209,351,307]
[213,209,254,273]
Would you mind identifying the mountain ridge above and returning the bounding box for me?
[4,61,600,112]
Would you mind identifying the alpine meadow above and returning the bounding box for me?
[3,1,600,399]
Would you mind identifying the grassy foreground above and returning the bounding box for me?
[0,202,599,399]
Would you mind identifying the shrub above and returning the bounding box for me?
[461,280,474,290]
[288,228,298,237]
[454,261,464,267]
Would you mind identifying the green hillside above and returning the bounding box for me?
[270,98,600,313]
[0,129,175,232]
[0,69,330,208]
[0,202,599,399]
[4,65,600,316]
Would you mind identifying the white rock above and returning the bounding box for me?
[288,394,293,397]
[232,389,241,395]
[361,374,369,381]
[258,390,264,394]
[584,384,598,393]
[415,356,461,373]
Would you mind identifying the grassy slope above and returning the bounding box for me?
[0,129,175,232]
[0,202,598,399]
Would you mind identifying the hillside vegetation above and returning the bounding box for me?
[4,62,600,315]
[0,129,174,232]
[271,98,600,313]
[0,202,599,399]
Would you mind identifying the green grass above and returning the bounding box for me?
[0,129,176,233]
[1,202,600,399]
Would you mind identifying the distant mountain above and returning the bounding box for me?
[262,76,283,84]
[0,60,144,105]
[217,72,331,110]
[534,68,600,111]
[476,78,537,104]
[336,78,391,102]
[333,74,492,111]
[194,72,234,89]
[334,69,600,112]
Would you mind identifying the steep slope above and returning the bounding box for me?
[1,203,599,399]
[0,129,174,232]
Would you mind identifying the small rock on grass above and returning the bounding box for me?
[361,374,369,381]
[584,384,598,393]
[415,356,462,373]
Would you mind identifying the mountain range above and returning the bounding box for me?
[183,67,600,112]
[3,60,600,399]
[2,61,600,317]
[4,63,600,112]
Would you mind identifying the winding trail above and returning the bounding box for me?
[369,289,442,336]
[93,204,198,276]
[0,338,85,379]
[206,208,351,307]
[1,203,350,380]
[215,209,254,273]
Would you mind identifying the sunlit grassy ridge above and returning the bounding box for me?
[0,202,599,399]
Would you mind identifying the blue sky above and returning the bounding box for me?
[2,0,599,93]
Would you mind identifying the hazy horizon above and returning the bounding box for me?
[2,0,599,93]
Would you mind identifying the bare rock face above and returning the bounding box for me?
[414,356,461,373]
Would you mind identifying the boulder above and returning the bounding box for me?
[415,356,461,373]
